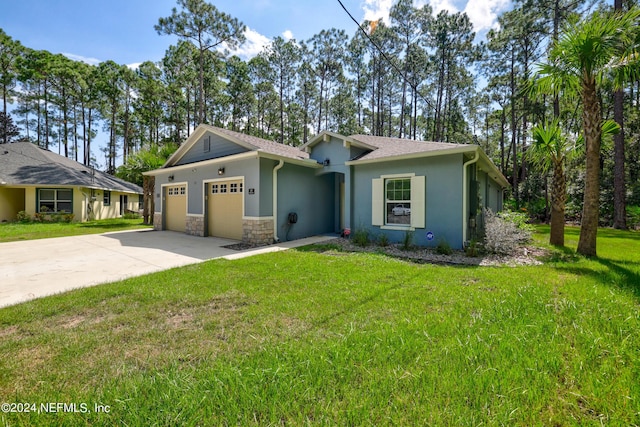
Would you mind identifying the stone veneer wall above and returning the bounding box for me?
[242,218,274,246]
[185,216,205,237]
[153,213,162,231]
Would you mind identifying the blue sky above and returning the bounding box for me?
[1,0,513,67]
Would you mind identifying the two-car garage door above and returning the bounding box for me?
[208,180,243,240]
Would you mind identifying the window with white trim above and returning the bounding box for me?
[385,178,411,225]
[38,188,73,213]
[211,184,219,194]
[372,175,425,229]
[104,190,111,206]
[220,184,228,193]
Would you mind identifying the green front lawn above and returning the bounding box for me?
[0,227,638,425]
[0,218,152,243]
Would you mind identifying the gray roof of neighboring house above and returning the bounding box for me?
[348,134,472,161]
[0,142,142,194]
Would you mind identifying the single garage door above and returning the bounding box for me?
[208,180,243,240]
[165,184,186,232]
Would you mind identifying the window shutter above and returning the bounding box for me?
[372,178,383,226]
[411,175,425,228]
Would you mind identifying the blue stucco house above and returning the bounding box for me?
[144,124,508,249]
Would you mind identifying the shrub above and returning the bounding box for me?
[377,233,389,247]
[16,211,31,223]
[465,239,481,257]
[401,229,415,251]
[352,229,370,247]
[123,212,141,220]
[628,206,640,230]
[436,239,453,255]
[484,208,532,255]
[63,213,75,223]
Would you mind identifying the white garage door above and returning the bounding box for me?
[165,185,186,232]
[208,180,243,240]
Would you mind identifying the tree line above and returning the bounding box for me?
[1,0,639,249]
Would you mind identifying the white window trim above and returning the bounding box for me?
[372,174,425,229]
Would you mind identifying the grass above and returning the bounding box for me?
[0,218,152,243]
[0,226,639,425]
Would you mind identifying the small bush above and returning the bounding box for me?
[63,213,75,223]
[16,211,31,223]
[436,239,453,255]
[465,239,481,257]
[402,229,415,251]
[484,208,532,255]
[352,229,370,247]
[123,212,141,220]
[628,206,640,230]
[377,233,389,247]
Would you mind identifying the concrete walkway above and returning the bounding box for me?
[0,229,335,308]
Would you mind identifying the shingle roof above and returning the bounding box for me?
[348,135,472,161]
[0,142,142,193]
[205,125,311,162]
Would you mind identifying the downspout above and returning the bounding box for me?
[462,148,479,247]
[272,160,285,242]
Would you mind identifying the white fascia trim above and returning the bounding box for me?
[257,151,323,168]
[144,151,258,176]
[379,173,415,179]
[346,146,476,166]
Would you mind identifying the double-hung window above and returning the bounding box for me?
[372,175,425,229]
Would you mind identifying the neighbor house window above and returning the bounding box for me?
[104,190,111,206]
[372,175,425,229]
[38,189,73,213]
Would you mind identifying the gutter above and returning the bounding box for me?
[272,160,285,242]
[462,148,479,247]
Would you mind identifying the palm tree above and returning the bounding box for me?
[535,8,640,257]
[528,120,575,246]
[528,120,619,247]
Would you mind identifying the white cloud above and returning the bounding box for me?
[62,52,102,66]
[362,0,394,25]
[224,27,271,59]
[423,0,459,15]
[463,0,511,32]
[282,30,294,41]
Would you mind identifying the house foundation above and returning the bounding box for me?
[153,213,163,231]
[242,218,274,246]
[185,216,205,237]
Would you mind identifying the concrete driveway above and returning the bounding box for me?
[0,229,334,308]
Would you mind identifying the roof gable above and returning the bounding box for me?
[165,125,311,168]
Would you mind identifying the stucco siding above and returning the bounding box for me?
[276,163,335,241]
[153,158,261,217]
[175,132,249,166]
[352,154,464,248]
[0,188,25,222]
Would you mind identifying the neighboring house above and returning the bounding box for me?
[144,124,508,249]
[0,142,143,222]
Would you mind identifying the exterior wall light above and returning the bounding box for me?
[218,167,225,176]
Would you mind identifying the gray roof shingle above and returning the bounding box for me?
[0,142,142,193]
[205,125,311,161]
[348,135,472,161]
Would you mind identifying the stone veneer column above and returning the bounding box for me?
[153,213,163,231]
[185,216,205,237]
[242,218,274,246]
